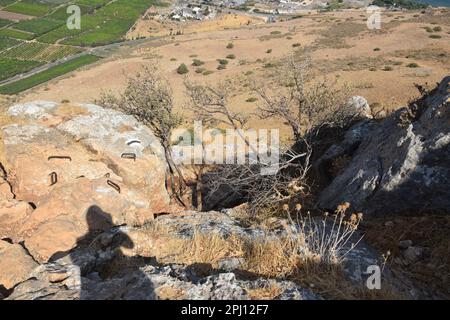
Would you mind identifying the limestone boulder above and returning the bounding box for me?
[0,199,34,240]
[0,241,38,290]
[318,77,450,215]
[0,101,172,262]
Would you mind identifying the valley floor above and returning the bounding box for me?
[1,8,446,139]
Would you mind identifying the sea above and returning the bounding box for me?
[420,0,450,7]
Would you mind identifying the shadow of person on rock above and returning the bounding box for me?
[67,206,155,300]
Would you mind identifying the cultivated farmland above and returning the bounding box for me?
[0,53,100,94]
[0,0,162,90]
[0,41,83,62]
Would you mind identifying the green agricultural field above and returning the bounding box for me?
[0,0,161,86]
[3,0,55,17]
[0,54,101,94]
[13,17,65,36]
[0,41,83,62]
[0,18,12,28]
[0,0,16,8]
[39,0,161,46]
[0,58,42,81]
[0,36,21,52]
[0,28,34,40]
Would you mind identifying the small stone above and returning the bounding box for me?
[398,240,413,249]
[48,272,70,283]
[384,221,394,227]
[217,258,244,271]
[403,246,424,263]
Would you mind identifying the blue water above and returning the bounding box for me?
[420,0,450,7]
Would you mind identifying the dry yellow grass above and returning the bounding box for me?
[132,211,406,300]
[246,283,283,300]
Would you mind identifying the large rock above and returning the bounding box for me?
[5,212,320,300]
[0,101,172,262]
[0,240,38,290]
[318,77,450,215]
[347,95,372,120]
[0,199,34,240]
[7,261,319,300]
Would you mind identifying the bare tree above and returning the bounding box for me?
[254,55,352,142]
[185,81,312,216]
[96,65,186,205]
[185,82,257,154]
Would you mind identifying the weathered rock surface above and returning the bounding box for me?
[347,95,372,120]
[318,76,450,215]
[0,240,38,290]
[0,101,172,262]
[5,212,320,300]
[0,205,418,300]
[7,262,319,300]
[0,199,34,240]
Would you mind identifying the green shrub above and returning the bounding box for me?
[406,62,419,68]
[373,47,381,51]
[433,26,442,32]
[177,63,189,74]
[382,66,393,71]
[429,34,441,39]
[226,42,234,49]
[218,59,228,65]
[195,67,205,73]
[202,70,213,76]
[226,54,236,59]
[369,67,377,71]
[266,49,272,53]
[292,42,301,48]
[192,59,204,66]
[217,64,226,70]
[245,97,257,103]
[170,58,177,61]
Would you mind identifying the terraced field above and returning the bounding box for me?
[0,54,101,94]
[1,0,162,46]
[0,57,41,81]
[0,35,19,51]
[0,41,83,62]
[3,0,54,17]
[0,0,162,92]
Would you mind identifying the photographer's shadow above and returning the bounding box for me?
[65,206,155,300]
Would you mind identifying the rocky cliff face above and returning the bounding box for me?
[0,101,171,263]
[317,77,450,215]
[1,76,449,299]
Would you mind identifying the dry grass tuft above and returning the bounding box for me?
[246,283,283,300]
[243,236,305,278]
[133,204,407,299]
[177,231,245,267]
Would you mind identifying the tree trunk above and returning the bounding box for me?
[162,141,187,207]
